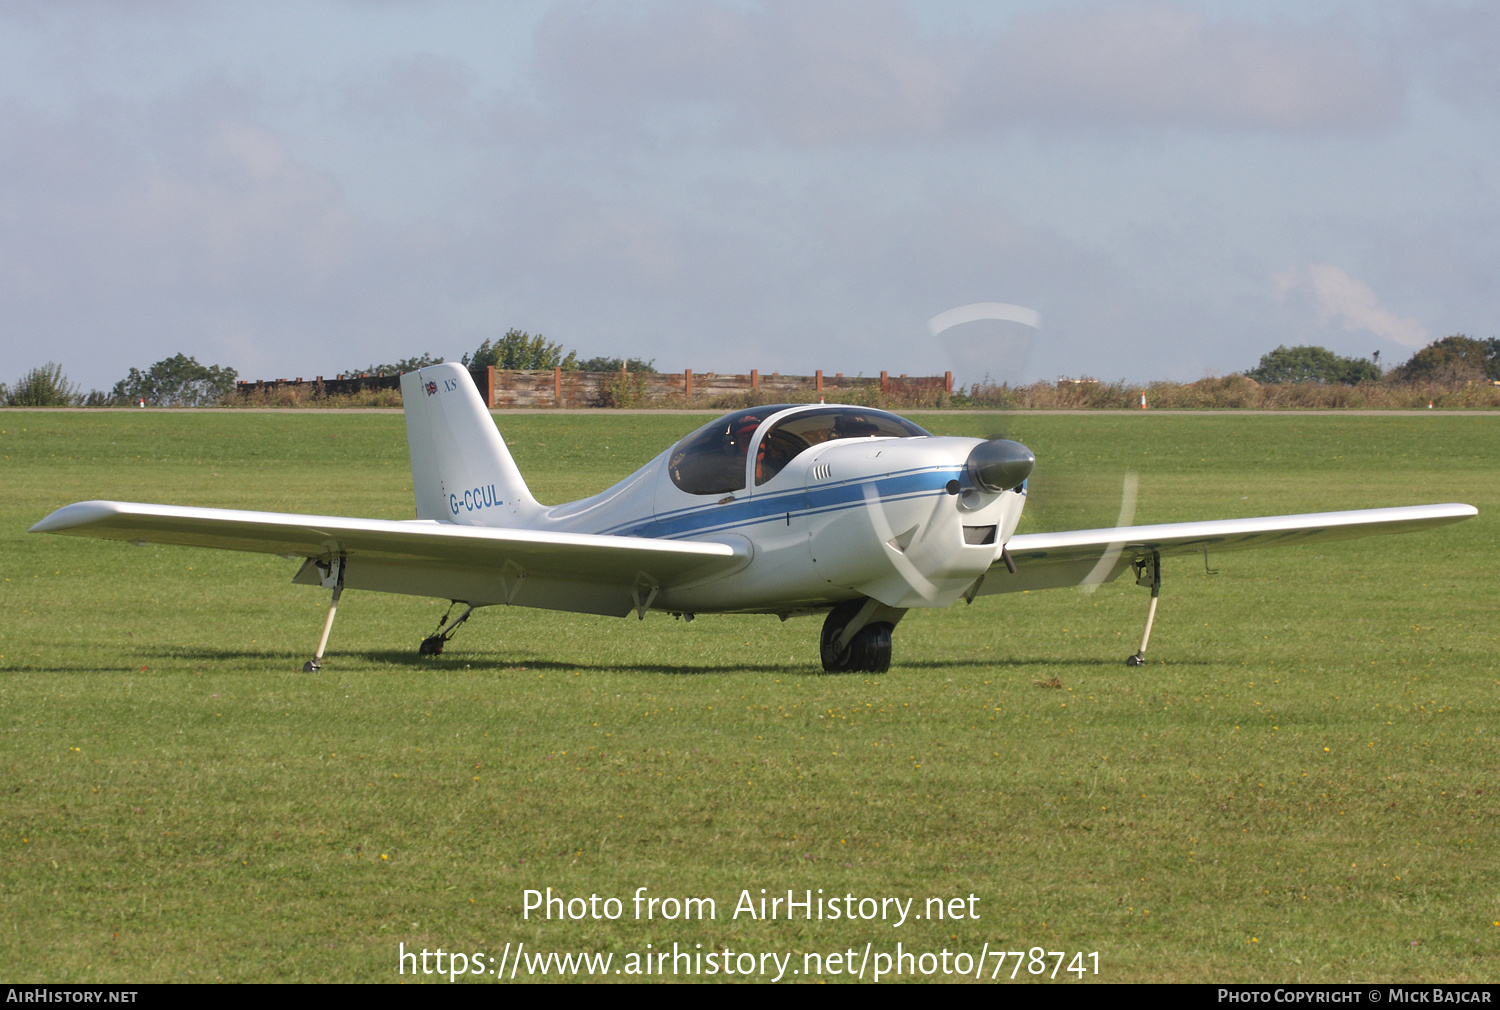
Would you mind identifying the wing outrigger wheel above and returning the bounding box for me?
[819,598,901,673]
[1125,549,1161,667]
[303,555,345,673]
[420,601,476,656]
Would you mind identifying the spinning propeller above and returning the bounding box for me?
[1080,470,1139,594]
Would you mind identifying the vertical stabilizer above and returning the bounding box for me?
[401,363,540,526]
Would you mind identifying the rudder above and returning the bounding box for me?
[401,363,540,526]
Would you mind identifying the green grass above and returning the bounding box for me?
[1,411,1497,983]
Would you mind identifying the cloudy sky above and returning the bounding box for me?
[1,1,1495,391]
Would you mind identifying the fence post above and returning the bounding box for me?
[553,366,561,405]
[486,366,496,408]
[945,370,952,393]
[816,369,823,394]
[880,370,889,394]
[751,368,758,391]
[685,369,693,401]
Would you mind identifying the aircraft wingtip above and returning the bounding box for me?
[29,500,122,533]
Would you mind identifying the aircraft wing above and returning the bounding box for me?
[30,500,750,617]
[980,503,1477,595]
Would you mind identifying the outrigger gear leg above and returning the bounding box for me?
[1126,549,1161,667]
[304,556,345,672]
[420,601,475,656]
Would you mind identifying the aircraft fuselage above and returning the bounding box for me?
[492,405,1028,614]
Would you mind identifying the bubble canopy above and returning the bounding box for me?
[667,405,931,496]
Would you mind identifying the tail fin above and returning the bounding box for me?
[401,363,540,526]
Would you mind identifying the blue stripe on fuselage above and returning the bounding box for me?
[600,466,963,540]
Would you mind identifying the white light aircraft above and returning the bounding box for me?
[31,363,1477,672]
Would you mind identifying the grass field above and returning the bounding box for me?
[1,409,1496,983]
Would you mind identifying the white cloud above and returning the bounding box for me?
[0,2,1486,392]
[1407,2,1500,117]
[529,0,964,145]
[966,3,1403,133]
[1275,264,1428,348]
[0,95,449,387]
[524,1,1403,145]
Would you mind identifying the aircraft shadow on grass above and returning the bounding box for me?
[131,645,793,676]
[896,655,1216,670]
[131,646,1211,676]
[130,647,836,676]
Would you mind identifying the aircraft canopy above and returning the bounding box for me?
[667,404,930,496]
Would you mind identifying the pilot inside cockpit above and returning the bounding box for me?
[668,407,778,496]
[753,408,928,485]
[669,405,930,495]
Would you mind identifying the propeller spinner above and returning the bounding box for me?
[966,438,1035,492]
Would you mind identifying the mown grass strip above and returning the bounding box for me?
[1,411,1495,982]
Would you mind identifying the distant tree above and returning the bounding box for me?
[1336,357,1382,384]
[577,355,657,373]
[1246,345,1380,385]
[110,354,238,406]
[1390,334,1500,384]
[463,329,578,370]
[4,363,83,406]
[342,353,444,377]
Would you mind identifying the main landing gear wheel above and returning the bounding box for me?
[820,600,893,674]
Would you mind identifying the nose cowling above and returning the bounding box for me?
[966,438,1035,492]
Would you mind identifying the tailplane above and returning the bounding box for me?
[401,363,541,526]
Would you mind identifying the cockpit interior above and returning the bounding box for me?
[667,405,930,496]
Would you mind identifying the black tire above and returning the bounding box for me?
[821,601,893,673]
[820,600,864,672]
[419,636,445,656]
[850,623,892,673]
